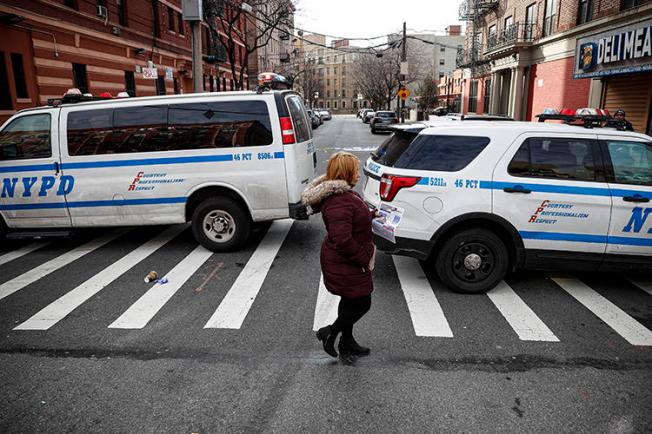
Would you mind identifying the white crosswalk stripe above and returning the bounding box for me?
[313,275,339,331]
[0,229,129,301]
[487,281,559,342]
[204,219,294,329]
[551,276,652,346]
[14,225,188,331]
[108,244,213,329]
[393,255,453,338]
[0,242,50,267]
[627,277,652,297]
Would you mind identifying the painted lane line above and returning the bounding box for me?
[627,277,652,297]
[0,242,50,267]
[392,255,453,338]
[204,219,294,329]
[0,229,129,301]
[313,274,339,331]
[552,276,652,346]
[487,281,559,342]
[108,245,213,329]
[14,225,188,331]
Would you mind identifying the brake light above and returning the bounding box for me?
[379,174,421,202]
[279,116,296,144]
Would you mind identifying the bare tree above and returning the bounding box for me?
[203,0,295,90]
[290,57,324,108]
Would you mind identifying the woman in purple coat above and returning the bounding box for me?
[302,152,376,358]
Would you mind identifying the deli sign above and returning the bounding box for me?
[574,19,652,79]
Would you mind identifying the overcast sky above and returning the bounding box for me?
[294,0,464,45]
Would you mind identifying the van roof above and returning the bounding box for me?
[16,89,297,115]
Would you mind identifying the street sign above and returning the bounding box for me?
[142,67,158,80]
[398,87,410,100]
[165,67,173,81]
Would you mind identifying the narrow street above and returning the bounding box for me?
[0,116,650,433]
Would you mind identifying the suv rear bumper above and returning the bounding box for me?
[373,234,434,261]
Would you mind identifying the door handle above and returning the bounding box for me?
[54,161,60,175]
[503,186,531,194]
[623,195,650,203]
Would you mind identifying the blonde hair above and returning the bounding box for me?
[326,152,360,185]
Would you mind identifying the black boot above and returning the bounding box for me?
[338,336,370,356]
[316,326,338,357]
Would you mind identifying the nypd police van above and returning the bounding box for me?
[364,114,652,294]
[0,75,315,251]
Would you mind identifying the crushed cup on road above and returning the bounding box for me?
[144,271,158,283]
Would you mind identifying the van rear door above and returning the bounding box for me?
[280,93,315,212]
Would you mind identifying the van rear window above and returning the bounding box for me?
[371,130,421,167]
[393,135,490,171]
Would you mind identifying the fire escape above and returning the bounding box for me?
[456,0,499,76]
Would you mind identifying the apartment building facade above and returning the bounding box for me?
[457,0,652,133]
[0,0,247,124]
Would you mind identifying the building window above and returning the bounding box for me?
[439,72,445,79]
[0,52,12,109]
[334,101,338,109]
[525,3,537,39]
[439,58,445,65]
[334,66,338,74]
[202,74,207,91]
[483,79,491,113]
[156,76,166,95]
[326,78,330,86]
[64,0,78,9]
[222,77,226,91]
[577,0,594,24]
[124,70,136,96]
[326,90,330,98]
[230,79,233,90]
[152,0,161,38]
[173,77,179,94]
[209,75,214,92]
[117,0,127,26]
[167,6,175,31]
[342,89,346,98]
[469,80,478,113]
[621,0,643,9]
[342,100,346,109]
[10,54,28,99]
[543,0,557,37]
[72,63,88,93]
[177,13,184,35]
[504,16,513,30]
[440,46,446,53]
[326,101,330,109]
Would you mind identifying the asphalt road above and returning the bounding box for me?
[0,115,651,433]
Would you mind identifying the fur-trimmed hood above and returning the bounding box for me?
[301,175,352,207]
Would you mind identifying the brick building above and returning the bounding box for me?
[457,0,652,133]
[0,0,247,124]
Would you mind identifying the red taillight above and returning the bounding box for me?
[379,174,421,202]
[280,116,296,144]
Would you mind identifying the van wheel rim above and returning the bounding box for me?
[203,210,235,243]
[451,242,494,283]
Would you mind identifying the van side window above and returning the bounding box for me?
[168,101,273,149]
[393,135,490,171]
[605,140,652,186]
[0,114,51,160]
[67,109,113,156]
[113,106,168,153]
[286,96,311,142]
[508,137,596,181]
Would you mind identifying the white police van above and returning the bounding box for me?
[0,74,316,251]
[364,113,652,293]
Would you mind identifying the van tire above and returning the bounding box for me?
[435,228,509,294]
[191,197,251,252]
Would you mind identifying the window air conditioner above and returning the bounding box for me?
[97,5,108,18]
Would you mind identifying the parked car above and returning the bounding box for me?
[370,111,399,133]
[363,110,376,124]
[0,73,316,252]
[307,110,321,129]
[363,115,652,294]
[319,109,332,120]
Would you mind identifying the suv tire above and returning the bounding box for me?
[435,228,509,294]
[192,197,251,252]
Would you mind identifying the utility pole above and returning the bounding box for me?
[400,21,407,123]
[192,21,203,93]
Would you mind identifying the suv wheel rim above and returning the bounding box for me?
[452,242,494,283]
[203,210,235,243]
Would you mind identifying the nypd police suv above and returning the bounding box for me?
[364,111,652,294]
[0,73,315,251]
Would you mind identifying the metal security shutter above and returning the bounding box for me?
[602,73,652,133]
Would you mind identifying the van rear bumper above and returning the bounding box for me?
[289,202,309,220]
[373,234,433,261]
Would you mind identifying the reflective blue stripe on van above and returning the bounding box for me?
[0,197,187,210]
[0,163,57,173]
[481,181,651,199]
[520,231,652,246]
